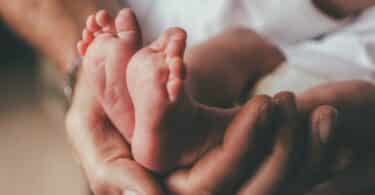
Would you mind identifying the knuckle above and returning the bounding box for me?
[273,91,295,104]
[242,95,273,121]
[245,95,272,110]
[273,92,297,120]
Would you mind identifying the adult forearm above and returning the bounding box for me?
[0,0,122,72]
[313,0,375,18]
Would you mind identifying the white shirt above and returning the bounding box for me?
[123,0,375,83]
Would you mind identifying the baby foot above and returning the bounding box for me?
[77,9,142,141]
[128,28,238,172]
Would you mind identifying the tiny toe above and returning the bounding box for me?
[149,30,170,51]
[77,41,87,56]
[151,27,186,55]
[86,14,100,32]
[96,10,115,33]
[82,29,94,43]
[115,8,141,42]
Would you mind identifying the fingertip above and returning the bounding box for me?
[242,95,274,121]
[273,91,296,107]
[272,91,297,121]
[311,105,338,144]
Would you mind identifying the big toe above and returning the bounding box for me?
[150,27,187,57]
[115,8,142,47]
[165,28,187,58]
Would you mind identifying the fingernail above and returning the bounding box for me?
[124,190,138,195]
[317,109,338,144]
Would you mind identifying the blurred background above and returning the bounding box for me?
[0,19,88,195]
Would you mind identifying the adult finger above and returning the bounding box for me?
[285,105,339,193]
[297,80,375,176]
[295,81,375,193]
[166,95,277,195]
[309,105,338,166]
[298,80,375,147]
[238,92,304,195]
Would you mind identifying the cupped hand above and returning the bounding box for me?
[294,80,375,194]
[66,74,306,195]
[165,92,339,195]
[67,61,372,195]
[65,67,164,195]
[66,73,340,195]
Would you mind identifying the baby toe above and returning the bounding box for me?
[96,10,115,33]
[82,29,94,43]
[86,14,100,33]
[115,8,142,49]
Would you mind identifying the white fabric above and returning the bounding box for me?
[124,0,375,83]
[253,64,329,95]
[283,7,375,84]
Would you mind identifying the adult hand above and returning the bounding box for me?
[295,80,375,194]
[66,76,316,195]
[67,73,346,195]
[165,92,338,195]
[66,67,164,195]
[68,63,373,195]
[298,80,375,150]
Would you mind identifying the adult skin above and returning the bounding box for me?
[67,71,375,195]
[67,58,335,194]
[0,0,122,72]
[2,0,375,194]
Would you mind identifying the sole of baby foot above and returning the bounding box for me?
[77,9,142,141]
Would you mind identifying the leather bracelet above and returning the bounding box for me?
[64,56,82,106]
